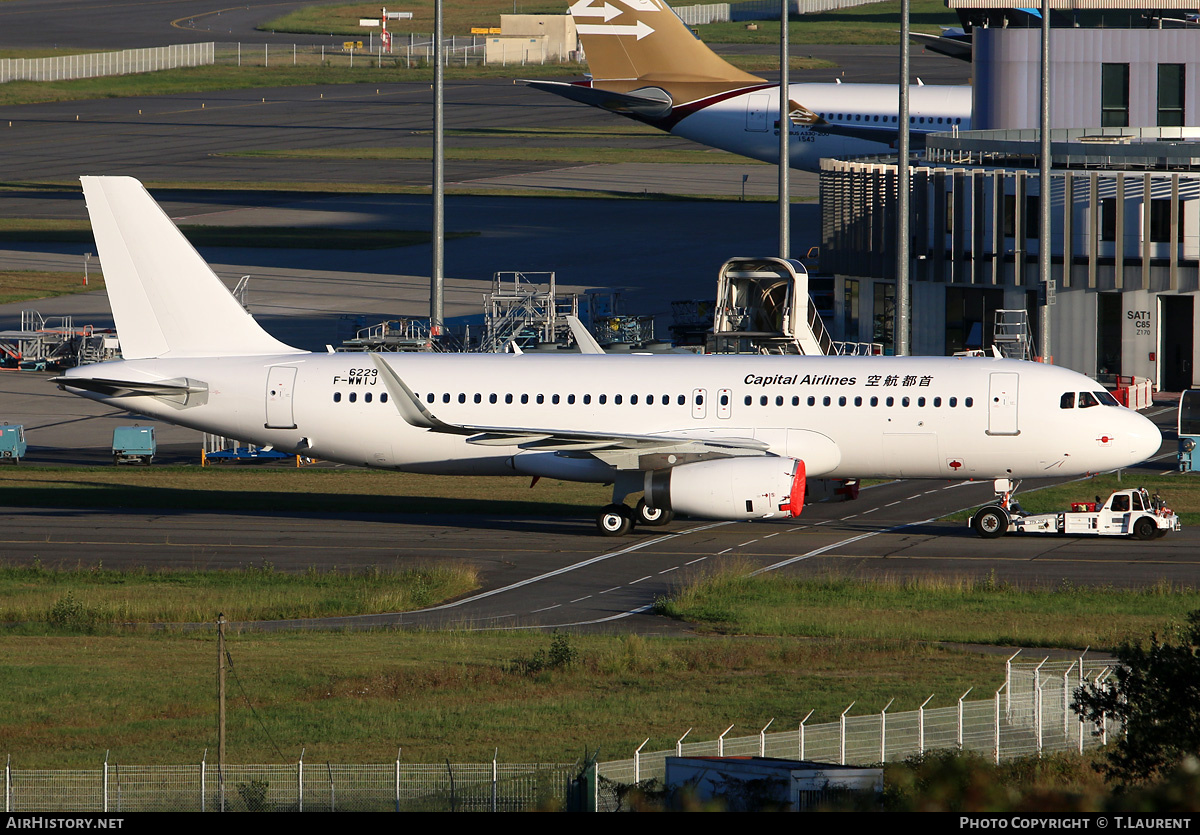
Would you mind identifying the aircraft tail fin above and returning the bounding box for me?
[80,176,302,359]
[570,0,765,103]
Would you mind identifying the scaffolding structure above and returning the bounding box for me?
[0,310,118,370]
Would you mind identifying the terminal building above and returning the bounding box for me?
[816,0,1200,389]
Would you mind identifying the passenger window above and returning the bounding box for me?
[552,394,560,404]
[776,396,784,406]
[678,395,686,406]
[349,392,357,403]
[426,393,434,404]
[442,393,450,404]
[584,394,592,405]
[630,394,638,405]
[838,396,846,406]
[902,397,910,407]
[870,396,878,407]
[949,397,958,407]
[792,396,800,406]
[599,394,607,405]
[536,394,544,404]
[381,393,388,403]
[933,397,941,407]
[965,397,974,407]
[458,393,466,403]
[505,394,513,404]
[886,397,894,407]
[807,396,816,406]
[365,393,373,403]
[720,393,730,406]
[474,393,482,404]
[615,394,623,405]
[567,394,575,404]
[490,393,497,404]
[854,396,862,406]
[823,396,831,406]
[521,394,529,404]
[760,395,768,406]
[333,392,341,403]
[744,395,753,406]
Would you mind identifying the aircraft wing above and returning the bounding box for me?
[372,354,769,466]
[524,80,673,118]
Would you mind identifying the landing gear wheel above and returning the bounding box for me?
[634,499,674,527]
[1132,517,1158,541]
[972,506,1009,539]
[596,504,633,537]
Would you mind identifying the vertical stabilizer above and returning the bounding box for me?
[80,176,302,359]
[571,0,764,102]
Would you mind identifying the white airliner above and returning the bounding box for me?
[57,177,1159,535]
[527,0,972,172]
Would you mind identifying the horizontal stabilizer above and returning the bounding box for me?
[80,176,302,359]
[51,375,207,397]
[524,80,673,118]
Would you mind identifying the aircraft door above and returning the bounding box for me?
[746,94,769,132]
[691,388,707,419]
[265,365,298,429]
[986,372,1019,436]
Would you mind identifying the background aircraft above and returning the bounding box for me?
[528,0,972,171]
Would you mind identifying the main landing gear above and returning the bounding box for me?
[595,499,675,537]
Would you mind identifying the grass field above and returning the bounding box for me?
[0,271,99,305]
[0,628,1009,767]
[2,567,1196,766]
[655,561,1200,648]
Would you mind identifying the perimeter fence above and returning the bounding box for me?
[0,36,576,85]
[4,762,574,813]
[4,655,1121,812]
[593,655,1119,809]
[0,43,214,83]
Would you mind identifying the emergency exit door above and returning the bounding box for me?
[987,372,1019,436]
[265,365,298,429]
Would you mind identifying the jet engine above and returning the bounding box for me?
[644,457,805,520]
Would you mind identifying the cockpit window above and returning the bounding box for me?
[1060,392,1075,409]
[1093,390,1120,407]
[1078,391,1099,408]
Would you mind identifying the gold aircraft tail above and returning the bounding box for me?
[568,0,765,104]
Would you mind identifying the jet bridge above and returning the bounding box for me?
[708,257,875,356]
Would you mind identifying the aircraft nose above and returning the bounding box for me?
[1122,409,1162,467]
